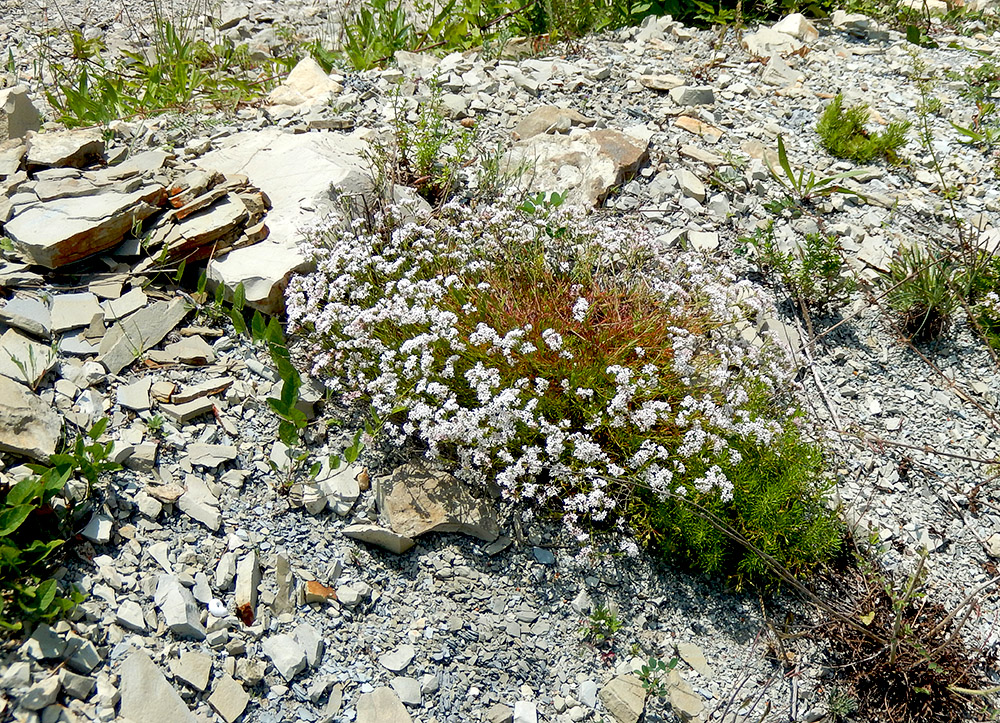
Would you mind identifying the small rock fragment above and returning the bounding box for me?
[356,686,413,723]
[21,676,60,710]
[380,644,416,673]
[262,633,307,681]
[208,674,250,723]
[170,651,212,692]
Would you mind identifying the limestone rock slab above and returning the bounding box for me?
[513,106,596,140]
[25,128,104,169]
[378,462,500,542]
[506,128,649,207]
[599,675,645,723]
[343,524,415,554]
[195,127,373,313]
[0,375,61,460]
[0,328,55,386]
[357,686,413,723]
[208,674,249,723]
[5,184,165,268]
[97,297,190,375]
[0,87,41,143]
[119,650,197,723]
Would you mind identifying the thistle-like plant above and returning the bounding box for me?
[767,135,867,204]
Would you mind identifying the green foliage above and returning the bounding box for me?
[638,655,679,699]
[886,244,965,341]
[741,222,856,311]
[965,253,1000,350]
[367,84,477,204]
[638,424,842,589]
[291,199,841,588]
[1,420,118,633]
[342,0,417,70]
[0,466,80,631]
[44,18,283,127]
[35,418,120,496]
[953,61,1000,107]
[767,135,867,205]
[816,94,911,165]
[580,605,624,645]
[146,414,165,436]
[827,686,859,721]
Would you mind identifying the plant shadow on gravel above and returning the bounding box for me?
[819,547,999,723]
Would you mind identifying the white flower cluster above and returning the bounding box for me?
[286,200,798,548]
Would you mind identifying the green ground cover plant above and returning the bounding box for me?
[817,94,910,166]
[286,198,841,588]
[767,135,867,207]
[887,244,964,342]
[1,420,118,633]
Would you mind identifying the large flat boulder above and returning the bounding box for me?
[4,184,165,268]
[0,375,61,460]
[506,128,649,206]
[195,127,374,313]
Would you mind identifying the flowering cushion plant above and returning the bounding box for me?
[286,198,841,587]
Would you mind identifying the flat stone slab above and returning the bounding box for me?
[208,674,249,723]
[0,86,40,144]
[5,184,165,268]
[119,650,197,723]
[377,462,500,542]
[0,328,55,386]
[160,194,248,261]
[513,105,596,140]
[0,296,51,337]
[599,675,645,723]
[196,127,374,312]
[25,128,104,168]
[97,297,190,375]
[50,292,102,333]
[343,524,415,554]
[505,128,649,206]
[357,687,413,723]
[170,651,212,692]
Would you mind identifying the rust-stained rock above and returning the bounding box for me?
[377,461,500,542]
[505,128,650,206]
[159,194,248,262]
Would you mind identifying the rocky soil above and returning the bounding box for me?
[3,2,1000,723]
